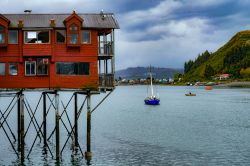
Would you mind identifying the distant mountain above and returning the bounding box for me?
[184,30,250,80]
[115,67,183,79]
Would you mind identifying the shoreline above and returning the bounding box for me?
[117,81,250,88]
[215,81,250,88]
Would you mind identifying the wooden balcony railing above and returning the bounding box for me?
[99,74,114,89]
[98,42,114,56]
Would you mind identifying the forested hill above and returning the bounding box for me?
[184,30,250,81]
[115,67,183,79]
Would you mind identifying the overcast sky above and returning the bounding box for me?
[2,0,250,70]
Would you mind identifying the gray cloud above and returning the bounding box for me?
[2,0,250,70]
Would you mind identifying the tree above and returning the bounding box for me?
[185,50,212,74]
[193,50,211,68]
[174,72,183,82]
[184,60,194,73]
[204,64,214,79]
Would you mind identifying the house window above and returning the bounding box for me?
[8,31,18,44]
[25,31,49,44]
[0,63,5,75]
[0,26,5,44]
[81,31,91,44]
[56,62,89,75]
[37,58,49,75]
[9,63,18,75]
[25,58,49,76]
[56,30,66,43]
[69,24,78,44]
[25,61,36,76]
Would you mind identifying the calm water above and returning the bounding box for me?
[1,86,250,165]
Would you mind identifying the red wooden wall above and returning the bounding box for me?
[0,16,101,90]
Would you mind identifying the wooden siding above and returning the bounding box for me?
[0,28,100,90]
[0,62,98,89]
[23,44,52,56]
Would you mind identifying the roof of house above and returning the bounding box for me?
[220,74,230,77]
[2,13,119,29]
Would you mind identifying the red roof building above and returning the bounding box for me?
[0,11,119,90]
[219,74,231,80]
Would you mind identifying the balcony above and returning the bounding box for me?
[98,30,115,91]
[99,73,115,90]
[98,41,114,58]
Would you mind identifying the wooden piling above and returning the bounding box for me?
[43,92,47,146]
[55,92,60,161]
[74,93,78,146]
[20,93,25,160]
[17,92,21,151]
[85,92,92,159]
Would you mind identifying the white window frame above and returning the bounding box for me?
[8,63,18,75]
[25,61,36,76]
[8,30,18,44]
[81,30,91,44]
[69,24,79,45]
[24,31,50,44]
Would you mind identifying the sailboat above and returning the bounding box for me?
[144,67,160,105]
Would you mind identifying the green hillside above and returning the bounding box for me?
[115,67,183,79]
[184,30,250,81]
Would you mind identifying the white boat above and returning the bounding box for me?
[144,67,160,105]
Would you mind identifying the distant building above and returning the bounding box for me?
[212,74,231,80]
[219,74,231,80]
[0,11,119,90]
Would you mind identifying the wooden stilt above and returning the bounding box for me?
[43,92,47,146]
[55,92,60,161]
[85,92,92,160]
[74,93,78,146]
[17,91,21,151]
[20,92,25,161]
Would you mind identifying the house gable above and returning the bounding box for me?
[64,11,83,26]
[64,11,83,47]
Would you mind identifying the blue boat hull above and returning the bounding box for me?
[144,99,160,105]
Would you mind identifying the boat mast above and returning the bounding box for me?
[150,67,154,96]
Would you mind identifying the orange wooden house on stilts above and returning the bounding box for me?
[0,11,119,90]
[0,10,120,161]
